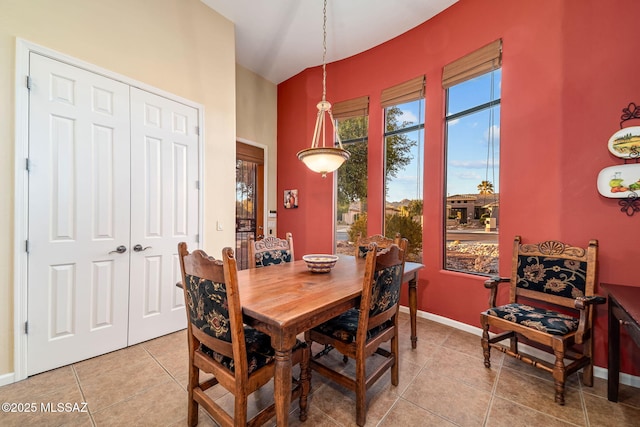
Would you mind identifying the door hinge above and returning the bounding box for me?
[26,76,32,90]
[195,234,199,243]
[195,180,200,190]
[25,240,29,253]
[24,321,28,334]
[25,158,30,172]
[195,126,200,136]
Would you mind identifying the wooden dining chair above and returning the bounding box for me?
[248,232,294,268]
[480,236,605,404]
[305,238,408,426]
[355,233,402,258]
[178,243,310,426]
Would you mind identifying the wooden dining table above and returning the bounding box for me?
[235,254,423,426]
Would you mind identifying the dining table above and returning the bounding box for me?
[235,254,424,426]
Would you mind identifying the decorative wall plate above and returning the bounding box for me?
[597,163,640,198]
[608,126,640,159]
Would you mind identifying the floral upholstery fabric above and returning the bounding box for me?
[312,264,402,343]
[357,245,370,258]
[357,245,387,258]
[185,273,303,375]
[200,326,274,374]
[369,264,403,316]
[185,274,232,342]
[255,249,292,268]
[516,255,587,299]
[311,308,392,344]
[486,303,579,335]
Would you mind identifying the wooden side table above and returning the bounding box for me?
[601,283,640,402]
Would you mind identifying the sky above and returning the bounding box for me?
[385,69,502,203]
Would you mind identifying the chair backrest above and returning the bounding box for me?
[178,243,249,377]
[355,233,402,258]
[359,238,408,330]
[510,235,598,308]
[248,232,294,268]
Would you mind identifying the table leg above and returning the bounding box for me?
[408,274,417,349]
[274,348,292,426]
[608,297,620,402]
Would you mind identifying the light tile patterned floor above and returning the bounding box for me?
[1,312,639,426]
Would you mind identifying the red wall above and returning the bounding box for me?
[277,0,640,374]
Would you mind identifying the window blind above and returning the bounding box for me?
[442,39,502,89]
[332,95,369,119]
[380,75,425,108]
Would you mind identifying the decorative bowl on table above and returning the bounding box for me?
[302,254,339,273]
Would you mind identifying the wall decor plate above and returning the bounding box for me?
[608,126,640,159]
[597,163,640,198]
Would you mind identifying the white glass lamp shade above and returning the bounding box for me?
[297,147,350,175]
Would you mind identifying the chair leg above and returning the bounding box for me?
[552,348,566,405]
[582,336,595,387]
[391,331,399,386]
[481,318,491,368]
[234,393,248,425]
[187,365,199,427]
[355,358,367,427]
[299,344,311,421]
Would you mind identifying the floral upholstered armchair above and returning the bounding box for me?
[480,236,605,405]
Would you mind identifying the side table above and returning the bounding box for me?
[601,283,640,402]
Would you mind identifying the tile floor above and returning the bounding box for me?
[1,312,639,426]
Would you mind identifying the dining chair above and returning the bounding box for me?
[248,232,294,268]
[178,243,310,426]
[480,236,605,404]
[355,233,401,258]
[305,238,408,426]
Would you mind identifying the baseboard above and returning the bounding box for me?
[0,372,16,387]
[399,305,640,388]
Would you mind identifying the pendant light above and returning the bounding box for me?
[297,0,350,178]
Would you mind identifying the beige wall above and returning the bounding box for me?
[0,0,237,377]
[235,65,278,231]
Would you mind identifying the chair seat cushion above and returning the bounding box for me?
[312,308,392,344]
[485,303,579,335]
[201,326,304,374]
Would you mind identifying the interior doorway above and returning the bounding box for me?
[235,142,265,270]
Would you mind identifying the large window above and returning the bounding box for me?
[382,77,425,262]
[334,96,369,254]
[443,40,501,275]
[383,101,424,262]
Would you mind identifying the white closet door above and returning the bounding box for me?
[127,88,199,344]
[27,53,131,375]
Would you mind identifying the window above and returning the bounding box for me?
[443,40,502,275]
[333,96,369,253]
[382,77,425,262]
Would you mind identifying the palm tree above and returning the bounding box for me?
[477,180,494,194]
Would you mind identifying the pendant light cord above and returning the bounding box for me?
[322,0,327,102]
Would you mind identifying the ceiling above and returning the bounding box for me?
[201,0,458,84]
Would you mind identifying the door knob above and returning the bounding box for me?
[133,244,152,252]
[109,245,127,254]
